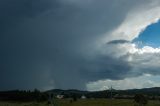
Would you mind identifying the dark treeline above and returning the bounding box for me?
[0,89,117,102]
[1,87,160,102]
[0,89,48,102]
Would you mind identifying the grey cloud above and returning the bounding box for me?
[81,55,132,81]
[107,40,130,44]
[121,52,160,78]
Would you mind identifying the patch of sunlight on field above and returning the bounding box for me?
[0,99,160,106]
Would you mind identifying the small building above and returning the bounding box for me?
[56,95,64,99]
[81,95,86,99]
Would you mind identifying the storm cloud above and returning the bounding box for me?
[1,0,160,90]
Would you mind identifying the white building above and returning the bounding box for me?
[56,95,64,99]
[81,95,86,99]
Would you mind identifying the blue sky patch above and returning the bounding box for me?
[133,21,160,48]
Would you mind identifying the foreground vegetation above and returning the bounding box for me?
[0,99,160,106]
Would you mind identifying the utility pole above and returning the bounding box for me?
[110,86,113,106]
[48,93,54,106]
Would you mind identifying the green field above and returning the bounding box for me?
[0,99,160,106]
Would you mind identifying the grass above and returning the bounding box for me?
[0,99,160,106]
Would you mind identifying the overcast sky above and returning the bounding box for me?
[1,0,160,91]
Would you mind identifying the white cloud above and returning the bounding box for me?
[102,1,160,43]
[87,74,160,91]
[129,45,160,54]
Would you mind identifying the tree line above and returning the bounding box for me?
[0,89,48,102]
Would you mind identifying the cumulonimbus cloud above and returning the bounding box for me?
[1,0,160,90]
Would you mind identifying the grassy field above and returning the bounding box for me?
[0,99,160,106]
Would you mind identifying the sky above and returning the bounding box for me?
[134,21,160,48]
[1,0,160,91]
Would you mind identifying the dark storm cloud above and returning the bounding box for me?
[0,0,153,90]
[80,55,132,81]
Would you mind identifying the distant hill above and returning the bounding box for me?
[47,89,88,94]
[46,89,89,98]
[117,87,160,96]
[46,87,160,98]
